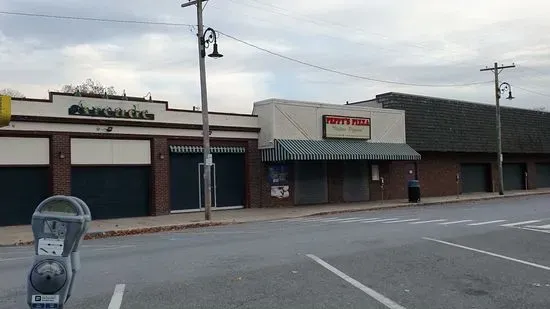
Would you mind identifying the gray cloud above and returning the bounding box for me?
[0,0,549,114]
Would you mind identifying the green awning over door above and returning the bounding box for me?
[169,145,246,154]
[260,139,421,162]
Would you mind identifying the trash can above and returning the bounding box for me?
[408,180,421,203]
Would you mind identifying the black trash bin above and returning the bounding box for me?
[408,180,421,203]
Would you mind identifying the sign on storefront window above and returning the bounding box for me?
[0,96,11,127]
[322,115,371,139]
[268,164,290,199]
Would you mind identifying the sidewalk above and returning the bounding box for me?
[2,189,550,247]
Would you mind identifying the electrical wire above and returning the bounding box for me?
[515,85,550,98]
[0,10,494,87]
[216,30,491,87]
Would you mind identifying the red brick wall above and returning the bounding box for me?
[369,161,417,201]
[50,134,71,195]
[151,137,170,215]
[246,139,262,208]
[417,152,550,197]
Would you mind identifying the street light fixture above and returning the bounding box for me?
[499,82,514,100]
[181,0,223,221]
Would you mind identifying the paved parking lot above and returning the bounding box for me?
[1,195,549,308]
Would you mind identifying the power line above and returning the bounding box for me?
[0,11,194,27]
[515,85,550,98]
[0,10,492,88]
[216,30,491,87]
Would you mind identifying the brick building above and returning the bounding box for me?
[350,92,550,197]
[0,92,260,226]
[253,99,420,208]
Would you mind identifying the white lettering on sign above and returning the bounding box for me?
[32,294,60,308]
[38,238,64,256]
[323,115,371,139]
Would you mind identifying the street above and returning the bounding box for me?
[1,195,549,309]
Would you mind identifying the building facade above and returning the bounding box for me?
[350,92,550,197]
[0,92,261,226]
[253,99,421,208]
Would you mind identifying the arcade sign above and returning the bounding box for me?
[68,100,155,120]
[322,115,371,139]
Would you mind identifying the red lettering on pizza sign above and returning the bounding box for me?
[325,116,370,126]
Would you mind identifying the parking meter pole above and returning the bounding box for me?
[27,195,91,309]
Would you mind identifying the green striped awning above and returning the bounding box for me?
[170,145,246,154]
[261,139,420,162]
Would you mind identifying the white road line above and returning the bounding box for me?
[519,227,550,234]
[468,220,507,226]
[500,220,542,227]
[423,237,550,271]
[361,218,400,223]
[0,256,31,262]
[527,224,550,229]
[108,284,126,309]
[320,217,362,222]
[438,220,473,225]
[410,219,447,225]
[338,218,380,223]
[383,218,420,224]
[306,254,406,309]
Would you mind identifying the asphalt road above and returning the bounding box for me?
[1,195,550,309]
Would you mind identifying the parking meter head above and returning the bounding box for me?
[31,195,87,257]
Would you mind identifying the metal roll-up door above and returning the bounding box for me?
[536,163,550,188]
[503,163,526,191]
[460,163,491,193]
[0,167,50,226]
[343,160,370,202]
[213,153,245,208]
[294,161,328,205]
[72,166,150,220]
[170,153,203,211]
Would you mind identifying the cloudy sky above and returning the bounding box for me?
[1,0,549,113]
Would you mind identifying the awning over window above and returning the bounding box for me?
[170,145,246,154]
[260,139,421,162]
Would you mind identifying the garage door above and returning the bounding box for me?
[71,166,150,220]
[343,160,370,202]
[295,160,328,205]
[503,163,526,191]
[170,146,246,211]
[460,163,491,193]
[536,163,550,188]
[0,167,50,226]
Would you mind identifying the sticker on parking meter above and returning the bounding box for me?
[37,238,64,256]
[31,295,59,308]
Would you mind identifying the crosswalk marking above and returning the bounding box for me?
[383,218,420,224]
[468,220,507,226]
[410,219,448,225]
[501,220,542,227]
[438,220,474,225]
[526,224,550,229]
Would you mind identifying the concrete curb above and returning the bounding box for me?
[5,191,550,247]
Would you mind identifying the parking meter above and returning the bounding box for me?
[27,195,92,309]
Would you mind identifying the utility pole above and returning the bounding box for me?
[480,62,515,195]
[182,0,213,220]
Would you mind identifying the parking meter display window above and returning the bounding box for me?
[40,200,78,216]
[30,260,67,294]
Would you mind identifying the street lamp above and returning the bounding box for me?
[499,82,514,100]
[181,0,223,221]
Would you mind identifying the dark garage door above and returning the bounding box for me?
[170,152,246,211]
[0,167,50,226]
[536,163,550,188]
[460,163,491,193]
[503,163,526,191]
[295,160,328,205]
[72,166,150,220]
[343,160,370,202]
